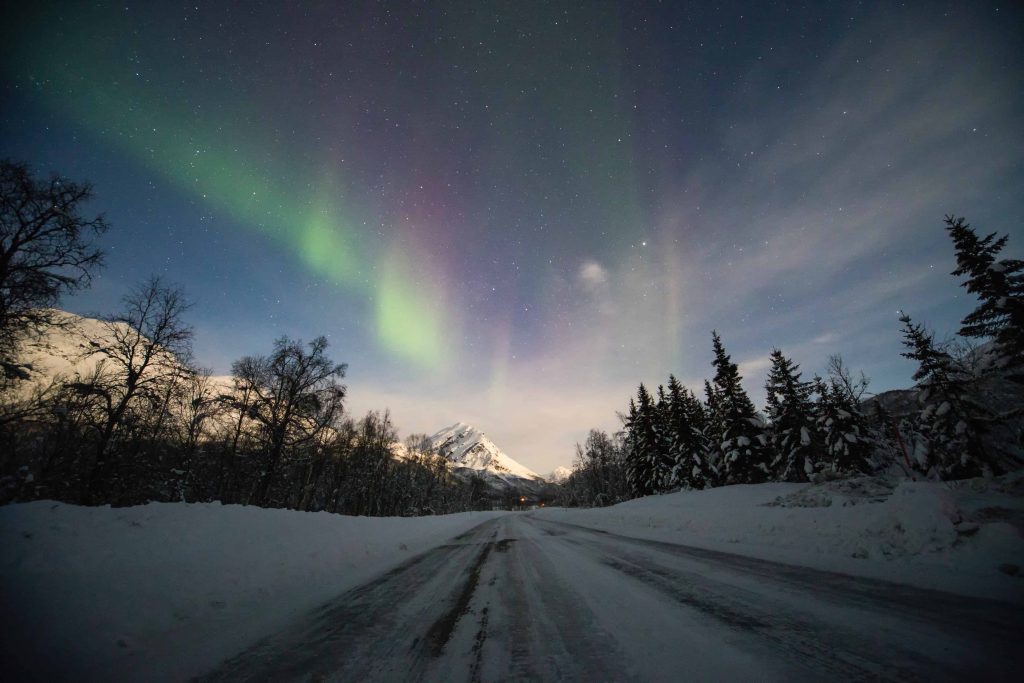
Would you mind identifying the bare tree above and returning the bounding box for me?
[175,368,220,457]
[826,355,870,402]
[171,367,223,500]
[0,160,107,370]
[75,277,193,502]
[216,373,258,502]
[231,336,346,506]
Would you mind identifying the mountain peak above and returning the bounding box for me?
[427,422,542,482]
[547,466,573,484]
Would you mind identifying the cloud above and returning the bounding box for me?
[737,355,772,377]
[578,260,608,288]
[811,332,838,346]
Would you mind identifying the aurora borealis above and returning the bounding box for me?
[2,1,1022,473]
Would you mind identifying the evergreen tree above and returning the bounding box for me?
[631,384,661,495]
[623,398,643,497]
[813,374,873,476]
[702,379,724,484]
[898,313,995,479]
[666,375,712,489]
[652,384,674,491]
[710,332,770,484]
[946,216,1024,373]
[764,349,817,482]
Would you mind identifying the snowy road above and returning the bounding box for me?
[202,514,1021,682]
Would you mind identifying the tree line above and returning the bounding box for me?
[563,216,1023,507]
[0,160,495,514]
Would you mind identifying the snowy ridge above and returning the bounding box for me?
[13,310,170,385]
[427,422,543,482]
[11,309,229,397]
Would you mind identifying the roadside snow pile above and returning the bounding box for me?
[0,501,504,682]
[535,474,1024,600]
[765,475,896,507]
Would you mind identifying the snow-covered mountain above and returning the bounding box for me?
[12,311,560,496]
[7,309,193,398]
[427,422,544,485]
[546,466,573,484]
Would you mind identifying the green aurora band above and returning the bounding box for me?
[6,1,660,379]
[5,3,451,371]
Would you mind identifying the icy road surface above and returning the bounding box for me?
[202,514,1021,682]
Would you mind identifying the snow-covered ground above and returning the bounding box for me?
[536,474,1024,602]
[3,475,1022,681]
[199,514,1024,681]
[0,502,505,681]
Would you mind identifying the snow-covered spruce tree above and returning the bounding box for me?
[630,384,663,495]
[666,375,712,489]
[821,356,875,476]
[710,332,770,484]
[764,349,817,482]
[898,313,995,479]
[946,215,1024,375]
[812,372,872,477]
[702,379,724,484]
[622,398,644,498]
[652,384,674,491]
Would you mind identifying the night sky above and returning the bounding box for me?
[2,1,1022,474]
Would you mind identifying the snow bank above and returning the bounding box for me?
[0,501,505,681]
[535,475,1024,601]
